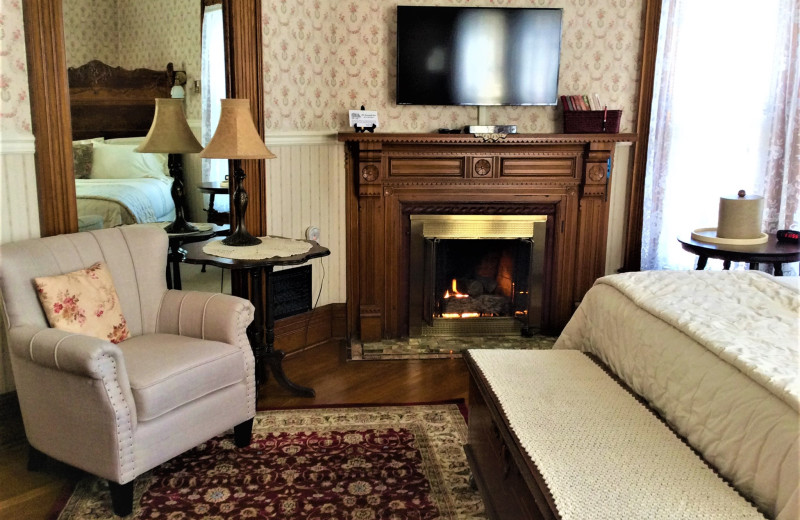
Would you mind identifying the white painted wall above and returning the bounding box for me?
[264,132,347,307]
[0,138,39,394]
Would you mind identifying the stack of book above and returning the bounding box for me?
[561,94,621,134]
[561,94,604,111]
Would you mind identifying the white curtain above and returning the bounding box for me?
[201,4,229,212]
[641,0,799,272]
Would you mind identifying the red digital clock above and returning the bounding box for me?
[777,229,800,243]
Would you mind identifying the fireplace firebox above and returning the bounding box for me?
[409,215,547,337]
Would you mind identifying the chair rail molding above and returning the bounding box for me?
[0,135,36,155]
[264,130,339,146]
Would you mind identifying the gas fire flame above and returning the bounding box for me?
[443,279,469,299]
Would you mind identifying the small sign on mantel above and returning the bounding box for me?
[349,109,379,129]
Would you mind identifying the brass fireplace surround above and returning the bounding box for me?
[408,215,547,337]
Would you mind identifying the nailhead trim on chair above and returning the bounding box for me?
[98,354,136,483]
[233,303,256,417]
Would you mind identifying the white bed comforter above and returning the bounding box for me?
[555,270,799,520]
[76,178,174,228]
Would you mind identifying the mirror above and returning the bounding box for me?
[62,0,205,231]
[23,0,266,238]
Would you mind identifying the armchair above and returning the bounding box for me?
[0,225,256,516]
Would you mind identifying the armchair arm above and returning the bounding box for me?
[156,290,255,346]
[8,325,139,481]
[9,324,132,383]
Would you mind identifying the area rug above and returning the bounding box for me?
[52,404,486,519]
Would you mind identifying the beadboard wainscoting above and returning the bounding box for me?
[265,131,347,308]
[1,137,39,394]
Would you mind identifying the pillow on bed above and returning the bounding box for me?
[91,142,169,180]
[72,143,94,179]
[34,262,130,344]
[104,136,145,146]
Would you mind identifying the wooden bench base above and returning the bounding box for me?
[466,359,557,519]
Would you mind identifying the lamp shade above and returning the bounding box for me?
[199,98,276,160]
[136,98,202,153]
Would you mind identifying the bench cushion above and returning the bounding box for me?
[466,349,765,519]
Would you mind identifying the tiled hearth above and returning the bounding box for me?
[351,335,557,360]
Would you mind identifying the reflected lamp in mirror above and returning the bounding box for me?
[136,98,203,233]
[200,98,276,247]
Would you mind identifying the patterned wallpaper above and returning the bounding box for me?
[0,0,32,137]
[262,0,644,133]
[62,0,118,67]
[63,0,202,120]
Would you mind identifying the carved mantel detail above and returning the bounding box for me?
[339,132,636,344]
[361,164,379,182]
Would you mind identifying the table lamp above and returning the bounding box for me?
[200,98,276,247]
[137,98,203,233]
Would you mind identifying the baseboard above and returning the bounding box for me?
[0,391,25,449]
[274,303,347,355]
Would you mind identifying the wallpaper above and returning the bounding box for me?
[62,0,119,67]
[62,0,202,120]
[0,0,31,137]
[262,0,644,133]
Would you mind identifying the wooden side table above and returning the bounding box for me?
[181,238,330,397]
[678,234,800,275]
[163,223,229,289]
[197,182,230,225]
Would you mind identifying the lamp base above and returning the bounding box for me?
[164,218,199,234]
[221,228,262,247]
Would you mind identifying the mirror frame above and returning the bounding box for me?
[22,0,266,238]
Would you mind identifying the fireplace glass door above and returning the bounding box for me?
[409,215,546,337]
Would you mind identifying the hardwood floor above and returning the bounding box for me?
[0,340,470,519]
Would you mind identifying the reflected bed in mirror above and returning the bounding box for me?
[68,60,177,230]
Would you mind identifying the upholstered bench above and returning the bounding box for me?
[464,350,765,519]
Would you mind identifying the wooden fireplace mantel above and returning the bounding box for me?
[339,132,637,342]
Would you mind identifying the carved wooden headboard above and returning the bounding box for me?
[67,60,174,140]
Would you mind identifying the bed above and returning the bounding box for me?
[553,270,799,519]
[68,60,177,229]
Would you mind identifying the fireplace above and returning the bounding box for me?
[340,132,632,343]
[409,215,547,337]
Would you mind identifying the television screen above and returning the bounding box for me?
[396,6,562,106]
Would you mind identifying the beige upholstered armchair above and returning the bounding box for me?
[0,225,256,517]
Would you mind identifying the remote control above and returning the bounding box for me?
[776,229,800,243]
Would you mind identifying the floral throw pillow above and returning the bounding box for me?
[34,262,130,344]
[72,143,94,179]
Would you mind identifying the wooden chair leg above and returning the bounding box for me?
[108,480,134,517]
[234,417,254,447]
[27,445,47,471]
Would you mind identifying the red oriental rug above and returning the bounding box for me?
[52,404,485,519]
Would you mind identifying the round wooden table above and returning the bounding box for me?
[197,181,229,225]
[678,233,800,275]
[182,238,330,397]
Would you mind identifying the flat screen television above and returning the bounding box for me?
[396,6,562,106]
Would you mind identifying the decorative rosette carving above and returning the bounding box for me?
[361,164,379,182]
[474,159,492,177]
[587,164,606,183]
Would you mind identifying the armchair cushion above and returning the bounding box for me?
[119,334,246,421]
[34,262,130,344]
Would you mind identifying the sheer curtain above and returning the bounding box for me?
[641,0,799,272]
[201,4,229,212]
